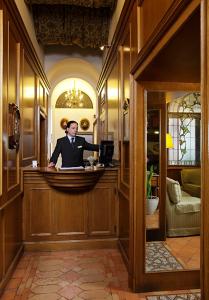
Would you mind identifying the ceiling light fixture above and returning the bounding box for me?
[65,80,84,108]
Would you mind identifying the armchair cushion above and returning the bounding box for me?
[166,177,182,204]
[176,196,201,214]
[181,168,201,197]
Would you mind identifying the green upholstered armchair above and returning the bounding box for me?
[181,168,201,197]
[166,177,201,237]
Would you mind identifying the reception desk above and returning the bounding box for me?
[22,167,118,251]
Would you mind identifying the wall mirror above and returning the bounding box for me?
[145,90,201,279]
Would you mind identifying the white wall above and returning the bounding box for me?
[44,46,102,75]
[14,0,44,65]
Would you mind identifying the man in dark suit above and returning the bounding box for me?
[48,120,99,168]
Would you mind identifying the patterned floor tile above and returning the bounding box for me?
[0,242,201,299]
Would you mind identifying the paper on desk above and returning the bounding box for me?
[59,166,84,170]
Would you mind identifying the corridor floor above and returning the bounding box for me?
[1,247,200,300]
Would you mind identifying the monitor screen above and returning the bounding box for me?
[99,140,114,166]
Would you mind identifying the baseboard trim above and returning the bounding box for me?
[24,238,118,251]
[0,244,24,296]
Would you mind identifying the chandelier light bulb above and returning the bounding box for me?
[65,80,84,108]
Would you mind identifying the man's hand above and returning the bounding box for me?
[48,162,55,168]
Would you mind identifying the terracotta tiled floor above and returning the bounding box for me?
[166,236,200,269]
[1,243,200,300]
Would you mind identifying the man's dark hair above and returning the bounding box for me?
[66,120,78,128]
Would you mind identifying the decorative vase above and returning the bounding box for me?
[146,196,159,215]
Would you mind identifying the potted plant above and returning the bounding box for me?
[146,165,159,215]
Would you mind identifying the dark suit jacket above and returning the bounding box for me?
[50,135,99,167]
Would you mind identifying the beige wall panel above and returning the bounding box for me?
[4,197,22,271]
[140,0,174,48]
[88,187,115,235]
[29,188,52,235]
[22,57,36,163]
[53,190,88,236]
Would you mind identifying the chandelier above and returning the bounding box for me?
[65,81,84,108]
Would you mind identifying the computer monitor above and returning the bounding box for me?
[99,140,114,166]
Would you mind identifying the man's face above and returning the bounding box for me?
[67,123,78,136]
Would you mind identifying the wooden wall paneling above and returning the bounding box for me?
[53,190,88,238]
[0,0,50,294]
[97,0,135,93]
[4,194,22,272]
[130,1,138,68]
[118,190,129,261]
[131,0,200,82]
[2,5,9,206]
[120,26,131,189]
[107,58,119,160]
[3,1,50,92]
[129,83,146,291]
[0,10,3,200]
[23,168,118,248]
[0,210,3,284]
[88,185,116,236]
[21,54,37,166]
[139,0,175,48]
[201,0,209,298]
[138,7,200,83]
[7,21,21,197]
[29,188,53,237]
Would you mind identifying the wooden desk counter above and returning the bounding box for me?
[22,167,118,251]
[40,166,105,190]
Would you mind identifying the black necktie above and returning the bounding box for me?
[71,137,75,144]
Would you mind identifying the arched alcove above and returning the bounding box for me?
[46,58,100,164]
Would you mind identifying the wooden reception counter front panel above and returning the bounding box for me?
[22,167,118,251]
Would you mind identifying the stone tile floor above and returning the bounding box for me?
[0,245,200,300]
